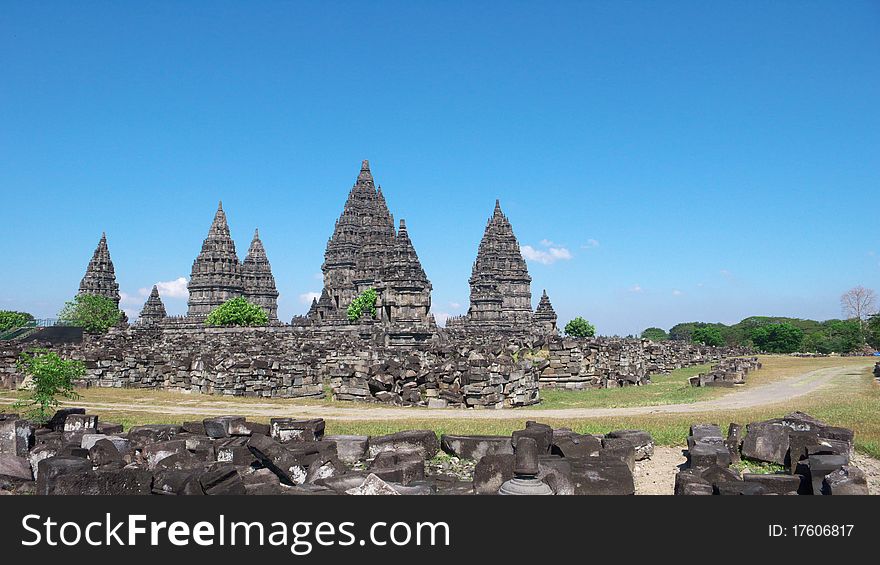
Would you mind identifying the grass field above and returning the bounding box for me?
[2,355,878,457]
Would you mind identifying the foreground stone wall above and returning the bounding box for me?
[0,327,747,406]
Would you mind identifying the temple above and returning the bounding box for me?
[305,160,433,333]
[447,200,541,333]
[137,285,167,326]
[186,202,279,320]
[533,289,558,334]
[78,232,121,307]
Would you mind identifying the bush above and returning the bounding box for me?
[749,322,804,353]
[564,317,596,338]
[13,348,83,423]
[692,326,724,347]
[205,297,269,327]
[347,288,378,323]
[0,310,34,332]
[641,327,668,342]
[58,294,122,334]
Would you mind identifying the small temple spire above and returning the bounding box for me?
[358,159,373,183]
[138,285,167,325]
[78,232,121,308]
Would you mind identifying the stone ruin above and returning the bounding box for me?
[687,356,761,387]
[0,409,654,496]
[676,412,867,495]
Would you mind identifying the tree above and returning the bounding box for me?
[749,322,804,353]
[58,294,122,334]
[13,349,83,423]
[692,326,724,347]
[866,314,880,350]
[564,317,596,338]
[641,327,668,341]
[823,319,864,354]
[346,288,378,322]
[841,286,877,326]
[0,310,34,332]
[802,332,832,354]
[205,297,269,327]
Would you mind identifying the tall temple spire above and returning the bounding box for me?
[533,289,558,334]
[187,202,244,317]
[463,200,533,330]
[242,227,279,320]
[138,285,167,325]
[78,232,121,307]
[358,159,373,184]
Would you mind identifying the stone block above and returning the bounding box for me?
[36,456,93,495]
[324,435,368,464]
[440,435,513,461]
[472,453,515,495]
[270,418,326,443]
[368,430,439,459]
[606,430,654,460]
[570,457,635,495]
[822,465,869,495]
[0,419,32,457]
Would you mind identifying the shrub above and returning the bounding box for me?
[641,327,668,342]
[749,322,804,353]
[564,317,596,338]
[347,288,378,322]
[13,349,84,423]
[58,294,122,334]
[0,310,34,332]
[692,326,724,347]
[205,297,269,327]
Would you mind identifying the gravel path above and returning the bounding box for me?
[0,363,862,421]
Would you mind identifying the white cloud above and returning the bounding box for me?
[719,269,732,278]
[672,289,683,296]
[582,239,600,249]
[154,277,189,298]
[521,244,573,265]
[629,284,643,293]
[449,302,462,310]
[313,272,324,281]
[299,291,321,305]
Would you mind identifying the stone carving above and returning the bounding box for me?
[78,232,121,307]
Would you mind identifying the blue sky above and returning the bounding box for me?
[1,2,878,336]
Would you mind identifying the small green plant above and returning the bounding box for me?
[0,310,35,332]
[13,349,84,423]
[205,297,269,327]
[58,294,122,334]
[564,317,596,338]
[347,288,378,322]
[731,459,786,475]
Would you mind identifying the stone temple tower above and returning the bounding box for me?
[316,160,432,327]
[187,202,245,317]
[533,289,558,334]
[242,228,279,320]
[464,200,533,329]
[78,232,121,307]
[138,285,167,325]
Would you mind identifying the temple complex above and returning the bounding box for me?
[78,232,121,307]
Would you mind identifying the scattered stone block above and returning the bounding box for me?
[472,453,515,495]
[368,430,439,459]
[606,430,654,460]
[324,435,368,464]
[270,418,325,443]
[440,435,513,461]
[822,465,869,495]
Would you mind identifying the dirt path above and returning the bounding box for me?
[0,363,864,421]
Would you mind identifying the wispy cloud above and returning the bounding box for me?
[629,284,643,293]
[581,239,600,249]
[521,240,573,265]
[672,289,683,296]
[153,277,189,298]
[299,291,321,304]
[449,302,462,310]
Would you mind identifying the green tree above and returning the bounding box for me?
[205,297,269,327]
[564,317,596,338]
[802,332,832,354]
[347,288,378,322]
[749,322,804,353]
[58,294,122,334]
[867,314,880,350]
[692,326,724,347]
[823,319,864,353]
[640,327,668,341]
[0,310,34,332]
[13,349,84,423]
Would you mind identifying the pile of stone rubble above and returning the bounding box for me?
[688,356,762,387]
[676,412,867,495]
[1,410,653,495]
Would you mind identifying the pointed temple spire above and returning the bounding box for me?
[458,200,533,331]
[78,232,121,307]
[242,227,279,320]
[187,202,244,317]
[138,285,167,325]
[312,160,433,329]
[533,289,558,334]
